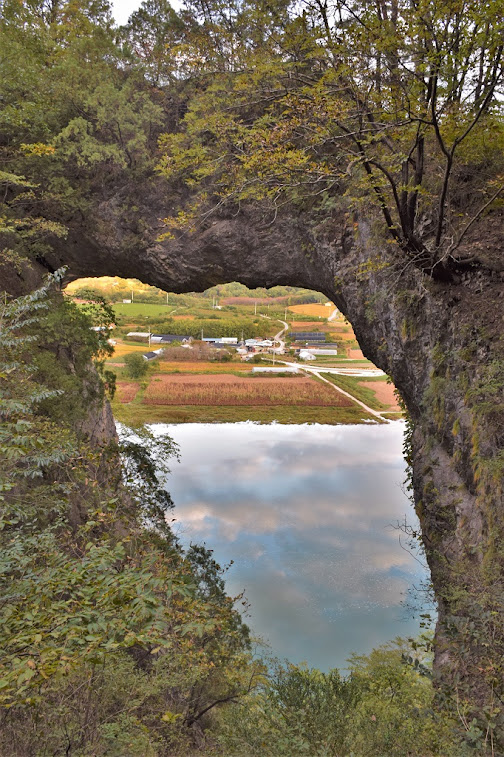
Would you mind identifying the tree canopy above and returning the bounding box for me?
[2,0,503,283]
[156,0,504,278]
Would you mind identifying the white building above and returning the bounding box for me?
[307,348,338,356]
[252,366,299,374]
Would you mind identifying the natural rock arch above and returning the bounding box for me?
[15,180,504,739]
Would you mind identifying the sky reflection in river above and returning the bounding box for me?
[152,422,428,670]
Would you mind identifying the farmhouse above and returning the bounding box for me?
[142,349,164,361]
[202,337,237,345]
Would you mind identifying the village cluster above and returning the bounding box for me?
[124,330,339,364]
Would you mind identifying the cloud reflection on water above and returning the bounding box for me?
[153,422,427,670]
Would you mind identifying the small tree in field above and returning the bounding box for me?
[124,352,149,379]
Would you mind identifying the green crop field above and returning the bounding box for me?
[112,303,179,317]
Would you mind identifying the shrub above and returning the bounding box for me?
[124,352,148,378]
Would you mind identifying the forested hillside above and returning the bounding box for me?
[1,0,503,753]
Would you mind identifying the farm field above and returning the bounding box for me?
[109,342,150,358]
[289,320,345,331]
[67,277,400,424]
[112,302,177,317]
[359,380,401,411]
[143,373,353,406]
[111,371,378,425]
[288,303,335,318]
[321,373,401,414]
[156,361,252,374]
[115,382,141,403]
[335,331,359,341]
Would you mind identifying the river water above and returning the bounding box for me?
[151,421,428,671]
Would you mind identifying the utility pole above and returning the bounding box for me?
[254,301,257,315]
[131,290,134,302]
[166,292,169,305]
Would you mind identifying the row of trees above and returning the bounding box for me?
[69,279,327,305]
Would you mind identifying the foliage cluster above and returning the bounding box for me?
[215,639,462,757]
[0,275,259,755]
[120,314,271,340]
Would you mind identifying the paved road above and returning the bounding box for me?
[273,320,289,352]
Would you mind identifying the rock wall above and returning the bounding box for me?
[7,185,504,740]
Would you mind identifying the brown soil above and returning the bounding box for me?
[359,380,401,411]
[348,348,364,359]
[336,332,358,341]
[116,382,140,403]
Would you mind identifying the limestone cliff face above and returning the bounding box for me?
[6,179,504,737]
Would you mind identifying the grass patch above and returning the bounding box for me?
[112,302,177,317]
[307,355,375,366]
[111,401,376,426]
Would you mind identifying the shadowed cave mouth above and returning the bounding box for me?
[67,275,432,668]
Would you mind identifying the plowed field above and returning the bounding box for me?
[116,382,140,403]
[143,374,353,407]
[359,381,401,411]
